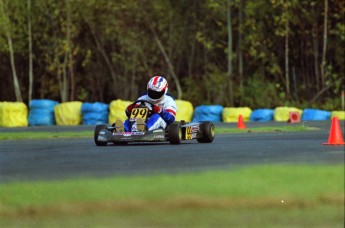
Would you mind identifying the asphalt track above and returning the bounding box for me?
[0,121,344,183]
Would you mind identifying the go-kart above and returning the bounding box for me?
[94,100,215,146]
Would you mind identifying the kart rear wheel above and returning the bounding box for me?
[94,125,107,146]
[168,123,182,144]
[197,121,215,143]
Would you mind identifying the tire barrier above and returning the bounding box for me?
[0,102,28,127]
[250,109,274,122]
[301,108,331,121]
[108,99,132,124]
[288,111,301,123]
[1,99,343,127]
[192,105,223,122]
[54,101,83,126]
[222,107,252,123]
[274,107,303,122]
[28,99,58,126]
[82,102,109,125]
[175,100,194,122]
[331,111,345,120]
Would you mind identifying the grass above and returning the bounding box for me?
[1,205,343,227]
[0,165,344,227]
[216,125,316,133]
[0,126,341,226]
[0,131,93,140]
[0,125,314,140]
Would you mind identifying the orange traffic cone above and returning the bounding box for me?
[237,114,246,129]
[323,117,345,145]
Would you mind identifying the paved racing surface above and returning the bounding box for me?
[0,121,344,182]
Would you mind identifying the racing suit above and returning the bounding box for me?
[124,93,177,132]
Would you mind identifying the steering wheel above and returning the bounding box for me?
[131,99,156,117]
[132,100,155,109]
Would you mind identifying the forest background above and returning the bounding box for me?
[0,0,344,110]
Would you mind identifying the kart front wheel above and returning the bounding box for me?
[197,121,215,143]
[168,123,182,144]
[94,125,108,146]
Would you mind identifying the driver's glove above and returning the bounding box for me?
[152,105,163,114]
[125,103,138,117]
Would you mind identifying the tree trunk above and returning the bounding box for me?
[188,38,195,78]
[227,0,234,106]
[0,0,23,102]
[56,55,64,101]
[311,82,332,103]
[66,0,74,101]
[28,0,33,103]
[94,34,118,95]
[238,0,244,92]
[285,8,290,98]
[149,24,183,100]
[89,26,118,96]
[320,0,328,88]
[52,30,68,102]
[312,22,320,91]
[80,12,119,98]
[61,51,68,102]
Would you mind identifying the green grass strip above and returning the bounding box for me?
[0,164,343,211]
[216,125,315,133]
[0,131,93,140]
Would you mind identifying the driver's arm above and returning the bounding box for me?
[160,99,177,124]
[160,109,176,124]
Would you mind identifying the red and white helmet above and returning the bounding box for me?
[147,76,168,103]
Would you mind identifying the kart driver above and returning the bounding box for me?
[116,76,177,132]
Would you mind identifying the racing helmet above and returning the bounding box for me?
[147,76,168,103]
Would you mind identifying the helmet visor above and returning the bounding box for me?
[148,89,165,100]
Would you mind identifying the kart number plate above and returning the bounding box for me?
[130,108,149,120]
[185,127,193,140]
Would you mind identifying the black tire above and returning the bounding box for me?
[197,121,215,143]
[168,123,182,144]
[94,125,107,146]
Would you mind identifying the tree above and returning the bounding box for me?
[238,0,244,92]
[0,0,23,102]
[149,23,183,100]
[27,0,33,103]
[320,0,328,88]
[227,0,234,106]
[0,0,343,109]
[284,2,290,98]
